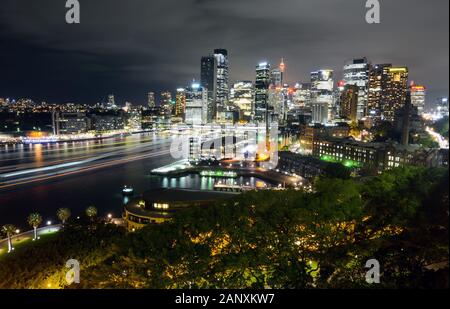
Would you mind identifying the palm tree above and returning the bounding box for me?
[2,224,16,253]
[27,213,43,241]
[56,208,71,225]
[85,206,98,221]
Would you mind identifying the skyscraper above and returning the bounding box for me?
[368,64,392,117]
[175,88,186,118]
[160,91,173,116]
[381,67,409,121]
[340,85,359,123]
[293,83,312,107]
[255,62,271,124]
[311,70,334,123]
[410,83,426,115]
[185,83,208,125]
[214,49,229,115]
[201,56,217,119]
[230,81,254,120]
[343,58,370,120]
[148,92,156,108]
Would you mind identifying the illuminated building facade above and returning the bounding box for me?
[311,69,334,123]
[255,62,271,124]
[201,55,217,119]
[147,92,156,108]
[293,83,312,108]
[214,49,229,115]
[368,64,392,117]
[52,112,88,135]
[410,84,426,115]
[185,83,208,125]
[175,88,186,118]
[230,81,254,120]
[160,91,173,116]
[381,66,409,121]
[340,84,359,123]
[343,58,370,120]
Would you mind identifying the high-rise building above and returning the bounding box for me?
[175,88,186,118]
[230,81,254,120]
[107,94,116,109]
[410,83,426,115]
[255,62,271,124]
[201,56,217,119]
[311,70,334,123]
[214,49,229,115]
[311,102,329,125]
[293,83,312,108]
[343,58,370,120]
[368,64,392,117]
[340,85,359,123]
[381,67,409,121]
[148,92,156,108]
[185,83,208,125]
[160,91,173,116]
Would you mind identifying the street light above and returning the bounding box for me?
[47,221,52,226]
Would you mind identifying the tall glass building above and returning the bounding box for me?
[230,81,254,119]
[214,49,229,115]
[185,83,208,125]
[201,56,217,119]
[255,62,271,124]
[343,58,370,120]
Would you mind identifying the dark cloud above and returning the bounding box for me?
[0,0,448,105]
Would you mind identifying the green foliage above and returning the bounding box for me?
[27,213,43,229]
[1,167,448,289]
[57,208,71,224]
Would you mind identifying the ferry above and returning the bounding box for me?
[122,186,134,196]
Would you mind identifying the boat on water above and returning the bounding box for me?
[122,186,134,196]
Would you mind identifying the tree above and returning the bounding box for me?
[56,208,71,225]
[27,213,43,241]
[1,225,16,253]
[86,206,98,221]
[323,162,352,180]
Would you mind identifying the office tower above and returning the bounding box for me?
[343,58,370,120]
[368,64,392,117]
[175,88,186,118]
[340,85,359,123]
[410,83,426,115]
[293,83,312,107]
[311,69,334,122]
[148,92,156,108]
[255,62,271,124]
[160,91,173,115]
[214,49,229,114]
[381,67,409,121]
[311,102,329,124]
[52,111,88,135]
[436,97,449,118]
[401,91,412,146]
[107,94,116,109]
[185,83,208,125]
[230,81,254,120]
[201,56,217,119]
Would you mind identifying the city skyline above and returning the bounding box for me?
[0,0,448,105]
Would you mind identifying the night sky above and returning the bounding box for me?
[0,0,448,106]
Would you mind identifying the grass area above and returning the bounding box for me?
[0,232,58,262]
